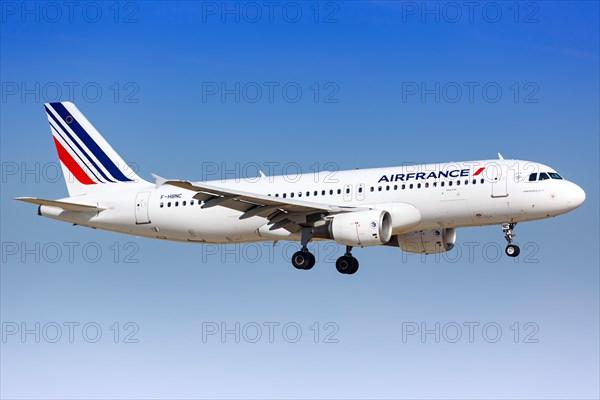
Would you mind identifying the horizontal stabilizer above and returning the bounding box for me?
[15,197,104,213]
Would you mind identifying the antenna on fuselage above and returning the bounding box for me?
[498,153,505,160]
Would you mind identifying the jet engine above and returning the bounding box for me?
[391,228,456,254]
[313,210,393,247]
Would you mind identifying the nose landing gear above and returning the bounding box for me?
[502,222,520,257]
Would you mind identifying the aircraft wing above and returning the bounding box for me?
[152,174,364,232]
[16,197,105,213]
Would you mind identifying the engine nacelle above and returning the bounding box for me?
[392,228,456,254]
[313,210,393,247]
[372,202,421,234]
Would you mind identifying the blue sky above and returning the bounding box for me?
[1,1,599,399]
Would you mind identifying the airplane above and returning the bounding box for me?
[17,102,586,274]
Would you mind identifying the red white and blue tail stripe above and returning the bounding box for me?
[45,102,143,196]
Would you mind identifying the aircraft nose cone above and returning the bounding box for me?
[568,183,586,209]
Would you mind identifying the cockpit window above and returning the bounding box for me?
[549,172,563,180]
[529,172,562,182]
[528,173,538,182]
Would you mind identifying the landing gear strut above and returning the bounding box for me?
[336,246,359,275]
[291,228,316,270]
[502,222,520,257]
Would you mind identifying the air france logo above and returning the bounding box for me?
[378,167,485,183]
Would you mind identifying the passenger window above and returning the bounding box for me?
[402,184,406,190]
[168,202,171,207]
[160,202,164,208]
[456,180,460,186]
[183,201,187,206]
[441,182,445,187]
[417,183,421,188]
[358,187,363,193]
[393,184,398,190]
[337,189,341,195]
[306,191,310,197]
[191,200,194,205]
[409,184,414,189]
[449,181,453,186]
[464,180,468,185]
[433,182,437,187]
[322,190,326,195]
[386,185,390,191]
[378,186,382,192]
[283,193,287,198]
[345,188,350,194]
[329,189,334,195]
[528,173,538,182]
[480,178,484,184]
[314,191,318,196]
[425,182,429,188]
[370,187,374,192]
[539,172,550,181]
[472,179,476,184]
[175,201,179,207]
[290,193,294,198]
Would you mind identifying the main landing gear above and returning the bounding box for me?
[291,247,316,270]
[335,246,359,275]
[502,222,520,257]
[290,229,359,274]
[291,228,316,270]
[291,245,359,274]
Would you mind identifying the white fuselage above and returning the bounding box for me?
[39,159,586,245]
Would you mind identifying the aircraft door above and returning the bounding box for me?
[490,164,509,198]
[135,192,151,224]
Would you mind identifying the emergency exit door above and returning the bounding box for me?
[135,192,151,224]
